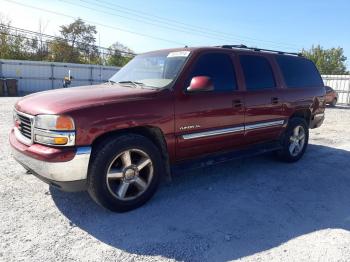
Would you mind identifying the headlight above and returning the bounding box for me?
[13,110,17,123]
[13,110,20,127]
[33,115,75,146]
[34,115,75,131]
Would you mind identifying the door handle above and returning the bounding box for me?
[232,99,243,108]
[271,97,279,104]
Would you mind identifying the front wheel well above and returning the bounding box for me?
[90,126,172,182]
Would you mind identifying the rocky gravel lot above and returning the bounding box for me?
[1,97,350,262]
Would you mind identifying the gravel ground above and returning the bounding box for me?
[1,97,350,262]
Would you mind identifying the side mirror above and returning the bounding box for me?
[187,76,214,92]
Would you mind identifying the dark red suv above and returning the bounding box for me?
[10,45,326,212]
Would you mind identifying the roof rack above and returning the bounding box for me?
[217,45,303,57]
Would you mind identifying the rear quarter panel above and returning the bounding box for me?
[280,87,326,119]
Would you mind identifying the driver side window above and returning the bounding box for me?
[188,53,237,92]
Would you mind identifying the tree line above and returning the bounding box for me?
[0,17,348,74]
[302,45,348,75]
[0,18,134,67]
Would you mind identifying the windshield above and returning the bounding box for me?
[109,50,190,89]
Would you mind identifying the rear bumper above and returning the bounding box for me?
[10,129,91,191]
[310,113,325,129]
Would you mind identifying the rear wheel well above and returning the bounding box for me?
[91,126,171,182]
[290,109,311,127]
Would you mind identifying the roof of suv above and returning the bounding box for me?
[142,45,303,57]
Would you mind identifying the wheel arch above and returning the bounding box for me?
[290,108,312,127]
[90,126,172,182]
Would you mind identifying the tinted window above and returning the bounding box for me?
[276,56,323,88]
[189,53,236,91]
[240,55,276,90]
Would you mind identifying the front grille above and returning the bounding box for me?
[17,113,32,140]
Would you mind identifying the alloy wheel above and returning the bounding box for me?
[289,125,306,157]
[106,149,153,201]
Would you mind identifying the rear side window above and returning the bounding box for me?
[189,53,237,91]
[240,55,276,90]
[276,56,323,88]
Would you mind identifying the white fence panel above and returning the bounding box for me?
[0,59,120,94]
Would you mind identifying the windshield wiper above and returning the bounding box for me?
[108,80,116,85]
[117,81,145,88]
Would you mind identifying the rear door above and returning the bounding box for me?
[238,54,286,144]
[174,51,245,160]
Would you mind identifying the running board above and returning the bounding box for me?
[171,141,282,174]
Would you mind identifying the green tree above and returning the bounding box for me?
[49,18,99,63]
[1,16,134,66]
[302,45,348,74]
[0,18,27,60]
[0,18,12,58]
[0,16,48,61]
[106,42,133,67]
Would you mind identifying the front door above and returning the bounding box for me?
[174,52,245,160]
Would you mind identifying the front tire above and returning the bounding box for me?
[276,117,309,162]
[87,134,163,212]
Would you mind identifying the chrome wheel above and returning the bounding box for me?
[106,149,153,201]
[289,125,306,157]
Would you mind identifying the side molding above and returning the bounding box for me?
[181,120,285,140]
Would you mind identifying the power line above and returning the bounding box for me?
[66,0,300,51]
[60,0,250,45]
[4,0,302,52]
[2,24,136,56]
[87,0,302,50]
[3,0,187,46]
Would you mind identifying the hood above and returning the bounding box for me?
[15,84,158,115]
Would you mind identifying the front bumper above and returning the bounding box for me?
[310,113,325,129]
[10,130,91,191]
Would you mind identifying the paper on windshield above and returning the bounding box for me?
[167,51,190,58]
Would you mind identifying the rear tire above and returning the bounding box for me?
[276,117,309,162]
[87,134,163,212]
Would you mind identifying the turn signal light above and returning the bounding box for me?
[35,135,69,145]
[53,137,68,145]
[56,116,75,130]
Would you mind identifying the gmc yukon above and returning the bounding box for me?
[10,45,326,212]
